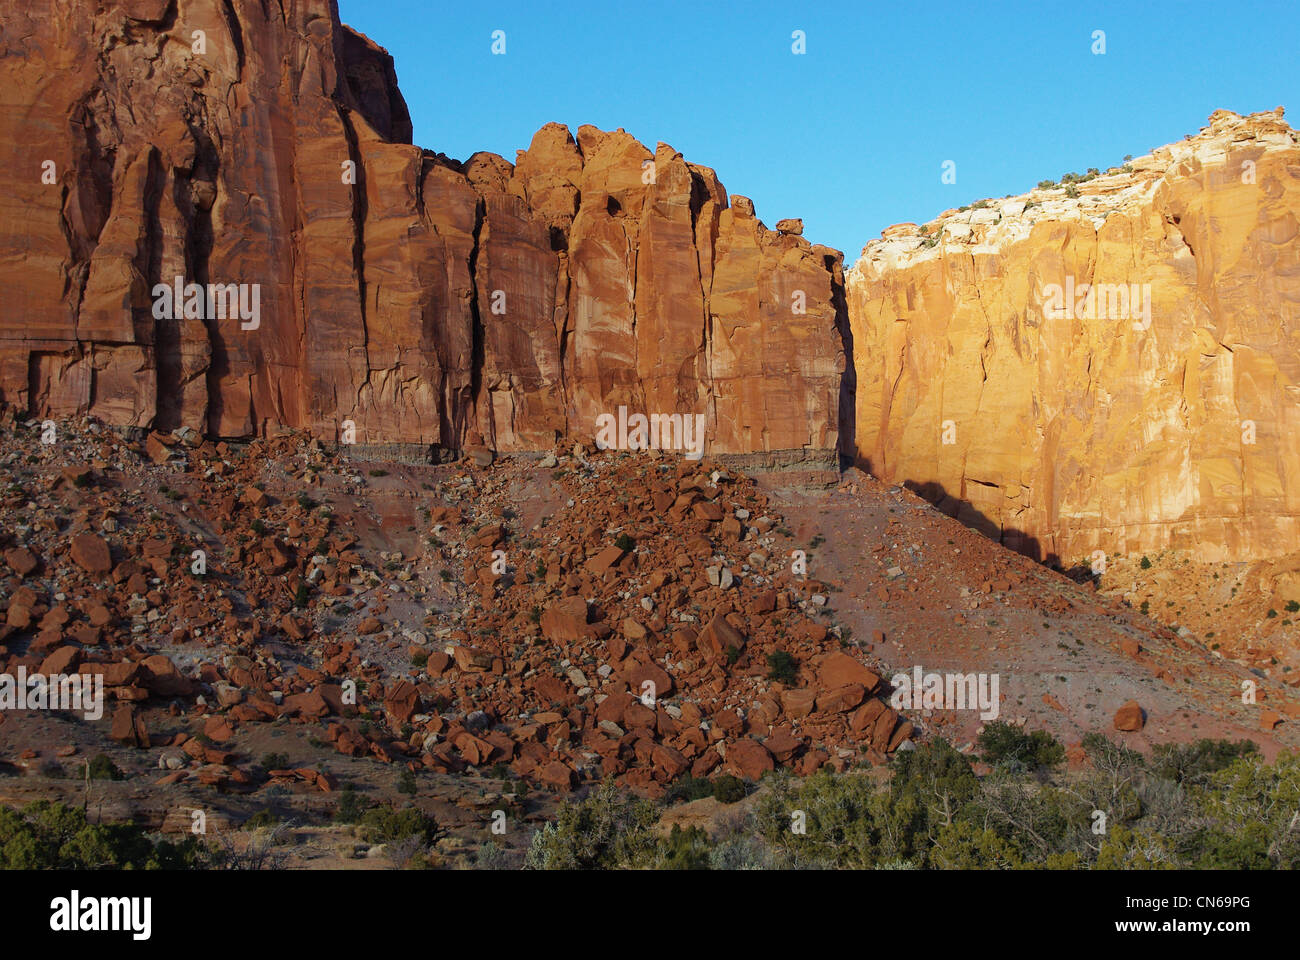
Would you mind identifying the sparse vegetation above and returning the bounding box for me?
[333,784,369,824]
[0,801,204,869]
[977,722,1065,771]
[765,650,798,684]
[86,754,124,781]
[358,804,437,846]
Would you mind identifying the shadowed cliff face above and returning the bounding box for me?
[0,0,850,462]
[846,109,1300,564]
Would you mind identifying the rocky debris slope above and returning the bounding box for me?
[0,408,909,798]
[846,109,1300,566]
[426,446,914,793]
[4,405,1297,811]
[0,0,848,463]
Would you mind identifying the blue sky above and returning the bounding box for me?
[339,0,1299,260]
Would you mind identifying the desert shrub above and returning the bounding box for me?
[524,780,661,869]
[757,768,884,868]
[977,722,1066,771]
[0,801,202,869]
[711,774,748,804]
[333,784,369,824]
[1149,738,1258,785]
[86,754,123,781]
[1081,732,1146,778]
[1192,751,1300,869]
[474,839,510,869]
[665,773,747,806]
[727,748,975,870]
[665,777,713,804]
[1184,826,1271,869]
[522,741,1300,871]
[1093,825,1178,869]
[655,824,712,869]
[243,808,282,830]
[930,821,1027,869]
[358,804,438,846]
[765,650,798,684]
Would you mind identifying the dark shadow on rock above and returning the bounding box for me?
[830,253,856,472]
[894,477,1100,586]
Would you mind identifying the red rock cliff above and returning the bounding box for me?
[0,0,850,462]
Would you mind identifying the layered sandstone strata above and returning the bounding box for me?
[0,0,848,462]
[846,109,1300,564]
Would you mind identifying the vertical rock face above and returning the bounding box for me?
[846,110,1300,564]
[0,0,849,463]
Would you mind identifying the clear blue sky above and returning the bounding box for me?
[339,0,1299,260]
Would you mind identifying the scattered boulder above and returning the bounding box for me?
[541,596,589,642]
[70,533,112,575]
[1113,700,1145,732]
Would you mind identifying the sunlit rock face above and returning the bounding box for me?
[846,110,1300,564]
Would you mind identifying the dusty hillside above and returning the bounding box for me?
[1,412,1296,866]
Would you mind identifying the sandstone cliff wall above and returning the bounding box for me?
[846,110,1300,563]
[0,0,849,461]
